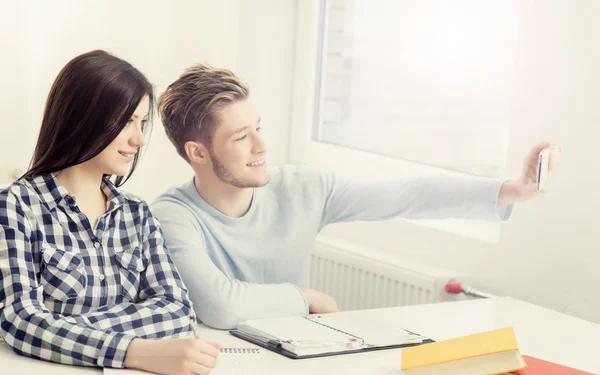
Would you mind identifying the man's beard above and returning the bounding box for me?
[210,150,269,189]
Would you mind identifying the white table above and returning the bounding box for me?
[197,297,599,374]
[2,297,598,374]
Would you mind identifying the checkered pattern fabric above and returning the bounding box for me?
[0,174,193,367]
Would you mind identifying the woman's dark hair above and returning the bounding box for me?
[21,50,154,186]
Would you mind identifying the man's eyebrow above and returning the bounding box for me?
[232,118,261,136]
[232,125,250,135]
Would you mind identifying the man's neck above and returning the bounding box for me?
[193,172,254,218]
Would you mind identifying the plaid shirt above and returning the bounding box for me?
[0,174,193,367]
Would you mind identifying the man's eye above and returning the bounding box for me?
[236,135,248,141]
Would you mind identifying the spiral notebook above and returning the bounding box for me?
[230,314,434,359]
[103,348,265,375]
[211,348,266,375]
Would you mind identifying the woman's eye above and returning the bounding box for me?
[256,127,262,132]
[236,135,247,141]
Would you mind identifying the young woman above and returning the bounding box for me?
[0,50,220,374]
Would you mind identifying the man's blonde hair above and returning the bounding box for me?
[158,64,250,161]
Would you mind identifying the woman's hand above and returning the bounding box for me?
[124,337,222,375]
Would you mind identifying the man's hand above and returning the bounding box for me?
[498,141,562,206]
[298,287,339,314]
[124,337,222,375]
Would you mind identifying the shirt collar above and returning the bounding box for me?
[27,173,73,210]
[26,173,142,211]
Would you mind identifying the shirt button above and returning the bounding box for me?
[98,274,105,281]
[94,242,101,249]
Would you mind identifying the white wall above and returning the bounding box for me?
[237,0,297,171]
[314,0,600,324]
[1,0,242,197]
[0,2,29,185]
[0,0,297,201]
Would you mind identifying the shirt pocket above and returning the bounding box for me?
[114,243,147,302]
[41,247,87,301]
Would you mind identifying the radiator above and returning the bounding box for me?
[309,238,466,311]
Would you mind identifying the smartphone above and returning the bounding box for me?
[536,148,550,192]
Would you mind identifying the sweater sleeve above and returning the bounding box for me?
[151,200,308,330]
[318,170,514,228]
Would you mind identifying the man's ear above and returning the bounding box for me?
[185,141,210,164]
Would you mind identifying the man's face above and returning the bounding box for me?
[208,97,270,188]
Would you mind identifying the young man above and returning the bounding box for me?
[152,64,561,330]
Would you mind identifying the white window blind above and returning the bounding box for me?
[315,0,521,177]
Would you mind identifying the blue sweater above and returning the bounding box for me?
[151,165,512,329]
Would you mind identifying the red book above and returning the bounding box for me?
[512,355,595,375]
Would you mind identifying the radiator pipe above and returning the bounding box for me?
[445,280,497,299]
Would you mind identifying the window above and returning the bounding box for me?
[316,0,520,176]
[290,0,522,242]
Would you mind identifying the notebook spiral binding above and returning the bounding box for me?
[220,348,261,354]
[305,317,365,344]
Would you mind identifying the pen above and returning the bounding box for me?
[191,312,257,354]
[189,312,200,339]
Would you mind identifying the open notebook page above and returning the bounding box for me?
[308,313,425,347]
[238,316,359,343]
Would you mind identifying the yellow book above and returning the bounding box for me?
[401,327,526,375]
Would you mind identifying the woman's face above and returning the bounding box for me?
[88,95,149,177]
